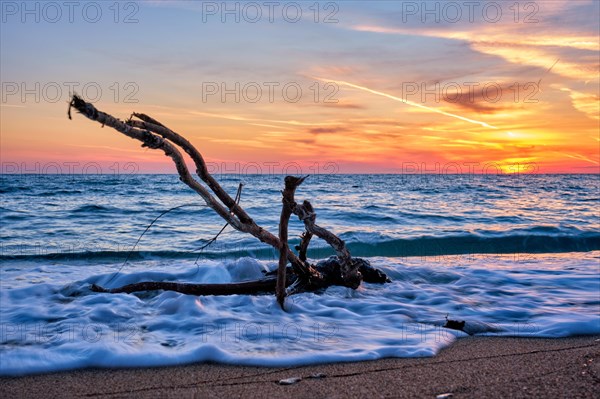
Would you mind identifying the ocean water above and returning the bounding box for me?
[1,173,599,376]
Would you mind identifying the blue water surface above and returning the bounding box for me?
[1,174,599,375]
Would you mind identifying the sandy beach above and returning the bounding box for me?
[2,335,598,398]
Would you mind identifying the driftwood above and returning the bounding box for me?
[91,256,390,295]
[444,315,470,335]
[69,95,390,306]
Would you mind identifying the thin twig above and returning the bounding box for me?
[194,183,244,264]
[105,203,202,285]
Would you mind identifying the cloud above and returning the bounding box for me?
[559,88,600,120]
[322,102,366,109]
[349,10,599,82]
[441,82,538,115]
[445,100,508,115]
[308,127,350,134]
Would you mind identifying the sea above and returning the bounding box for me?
[1,173,599,376]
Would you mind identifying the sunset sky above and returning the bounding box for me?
[1,0,598,174]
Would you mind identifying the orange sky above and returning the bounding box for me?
[1,1,598,174]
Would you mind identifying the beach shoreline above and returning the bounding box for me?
[2,335,598,398]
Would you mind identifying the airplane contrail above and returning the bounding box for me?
[537,58,560,89]
[315,78,499,130]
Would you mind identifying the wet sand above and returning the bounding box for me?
[1,335,599,398]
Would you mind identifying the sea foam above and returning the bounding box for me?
[1,253,599,376]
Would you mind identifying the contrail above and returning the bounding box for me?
[537,58,560,89]
[315,78,499,130]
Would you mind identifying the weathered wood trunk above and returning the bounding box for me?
[90,256,390,296]
[69,95,390,306]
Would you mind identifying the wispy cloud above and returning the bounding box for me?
[559,152,599,165]
[308,127,350,134]
[559,87,600,120]
[353,25,599,51]
[188,110,338,127]
[350,23,599,81]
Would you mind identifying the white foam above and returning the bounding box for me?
[1,253,599,376]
